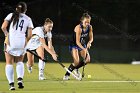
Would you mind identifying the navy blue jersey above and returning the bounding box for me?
[70,23,90,46]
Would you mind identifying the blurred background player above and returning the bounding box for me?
[63,13,93,80]
[26,18,57,80]
[1,2,33,90]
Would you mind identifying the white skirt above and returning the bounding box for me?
[5,36,26,56]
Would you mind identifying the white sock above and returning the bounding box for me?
[5,64,14,84]
[16,62,24,79]
[38,59,45,74]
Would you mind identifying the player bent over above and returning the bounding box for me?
[25,18,57,80]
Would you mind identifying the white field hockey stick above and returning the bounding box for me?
[26,49,81,80]
[58,61,81,80]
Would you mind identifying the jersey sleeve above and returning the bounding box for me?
[5,13,13,21]
[32,27,44,38]
[28,18,34,28]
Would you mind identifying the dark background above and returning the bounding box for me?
[0,0,140,63]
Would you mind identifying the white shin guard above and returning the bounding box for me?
[5,64,14,84]
[16,62,24,79]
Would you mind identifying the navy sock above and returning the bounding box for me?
[75,60,87,69]
[65,63,75,76]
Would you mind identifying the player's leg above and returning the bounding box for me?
[36,46,46,80]
[76,50,90,69]
[5,36,15,90]
[63,48,80,80]
[26,52,34,73]
[5,52,15,90]
[73,49,90,78]
[15,55,24,89]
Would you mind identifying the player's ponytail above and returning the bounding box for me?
[44,18,53,25]
[11,2,27,27]
[80,13,91,22]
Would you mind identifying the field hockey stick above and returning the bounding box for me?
[57,60,81,80]
[82,53,88,78]
[27,49,81,80]
[26,49,47,62]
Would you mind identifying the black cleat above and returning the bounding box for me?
[17,78,24,89]
[9,82,15,90]
[18,81,24,89]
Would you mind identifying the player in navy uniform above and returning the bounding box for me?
[63,13,93,80]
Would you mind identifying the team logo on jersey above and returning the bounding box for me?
[81,33,88,37]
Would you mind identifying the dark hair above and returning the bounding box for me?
[80,13,91,22]
[44,18,53,25]
[11,2,27,26]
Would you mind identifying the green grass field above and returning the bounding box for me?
[0,62,140,93]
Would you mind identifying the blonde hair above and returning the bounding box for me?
[44,18,53,25]
[80,13,91,22]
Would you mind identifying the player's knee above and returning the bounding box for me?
[6,62,13,65]
[74,60,79,66]
[86,57,90,63]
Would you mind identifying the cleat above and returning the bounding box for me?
[17,78,24,89]
[74,69,82,79]
[9,82,15,90]
[26,63,32,73]
[39,74,46,80]
[9,86,15,90]
[63,75,70,80]
[18,81,24,89]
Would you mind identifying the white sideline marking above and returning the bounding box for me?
[89,81,140,83]
[60,80,140,83]
[2,80,139,83]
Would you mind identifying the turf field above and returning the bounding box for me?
[0,62,140,93]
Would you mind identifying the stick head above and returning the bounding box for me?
[77,77,82,81]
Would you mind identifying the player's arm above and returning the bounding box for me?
[75,25,87,50]
[40,38,57,61]
[87,25,93,49]
[1,20,10,45]
[26,27,32,41]
[1,20,9,36]
[40,38,53,55]
[48,38,56,54]
[26,17,34,41]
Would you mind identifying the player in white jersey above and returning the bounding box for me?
[25,18,57,80]
[1,2,33,90]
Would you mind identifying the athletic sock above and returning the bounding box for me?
[16,62,24,79]
[5,64,14,84]
[38,59,45,75]
[65,63,75,76]
[75,60,87,69]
